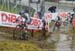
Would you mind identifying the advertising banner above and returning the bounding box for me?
[27,17,43,30]
[44,12,69,22]
[0,11,21,27]
[0,11,43,30]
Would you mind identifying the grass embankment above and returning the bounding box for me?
[0,27,43,51]
[0,26,56,51]
[0,40,42,51]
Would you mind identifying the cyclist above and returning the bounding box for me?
[17,9,30,40]
[19,8,30,23]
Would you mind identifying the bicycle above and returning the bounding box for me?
[13,20,29,40]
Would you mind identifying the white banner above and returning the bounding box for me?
[27,17,43,30]
[44,12,69,22]
[0,11,70,30]
[0,11,43,30]
[0,11,21,27]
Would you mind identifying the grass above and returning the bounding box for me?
[0,22,75,51]
[0,26,56,51]
[0,40,42,51]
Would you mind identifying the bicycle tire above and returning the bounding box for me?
[13,25,23,40]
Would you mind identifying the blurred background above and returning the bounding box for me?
[0,0,75,16]
[0,0,75,51]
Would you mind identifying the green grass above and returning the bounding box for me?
[0,40,42,51]
[0,26,56,51]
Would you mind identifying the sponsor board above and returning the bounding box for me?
[44,12,69,22]
[0,11,71,30]
[0,11,43,30]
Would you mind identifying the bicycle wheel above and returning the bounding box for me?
[13,25,23,40]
